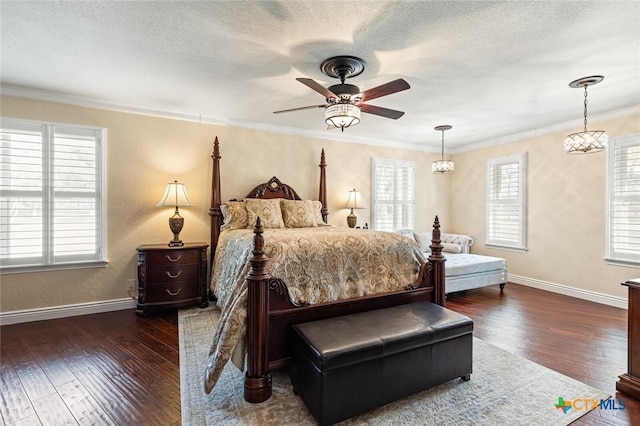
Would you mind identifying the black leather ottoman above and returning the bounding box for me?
[290,301,473,425]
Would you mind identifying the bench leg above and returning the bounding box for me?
[499,283,506,291]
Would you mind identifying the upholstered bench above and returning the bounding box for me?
[290,302,473,425]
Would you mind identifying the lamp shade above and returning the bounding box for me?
[344,189,366,209]
[156,180,193,207]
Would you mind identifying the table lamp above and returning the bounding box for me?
[344,189,366,228]
[157,180,192,247]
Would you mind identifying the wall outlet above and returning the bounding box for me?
[126,278,136,291]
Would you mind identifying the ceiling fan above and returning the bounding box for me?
[274,56,410,132]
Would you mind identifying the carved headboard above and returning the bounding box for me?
[245,176,301,200]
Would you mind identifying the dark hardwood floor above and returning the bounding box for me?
[447,283,639,425]
[0,283,638,425]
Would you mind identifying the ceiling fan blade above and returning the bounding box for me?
[273,104,326,114]
[359,103,405,119]
[297,78,338,99]
[359,78,410,102]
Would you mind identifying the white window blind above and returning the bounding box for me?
[607,134,640,266]
[0,118,106,272]
[486,153,527,251]
[371,158,415,231]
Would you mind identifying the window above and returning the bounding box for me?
[486,153,527,251]
[371,158,415,231]
[606,134,640,266]
[0,118,106,272]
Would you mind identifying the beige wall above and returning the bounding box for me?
[5,94,634,313]
[0,96,447,313]
[450,111,640,300]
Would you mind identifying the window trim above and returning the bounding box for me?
[485,152,527,252]
[0,117,107,274]
[371,157,415,231]
[605,133,640,268]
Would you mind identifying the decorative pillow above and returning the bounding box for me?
[244,198,285,229]
[413,232,432,252]
[280,199,317,228]
[397,231,416,241]
[220,201,248,230]
[312,200,331,226]
[442,242,463,254]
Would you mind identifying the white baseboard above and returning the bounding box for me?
[1,277,627,325]
[509,274,628,309]
[0,298,138,326]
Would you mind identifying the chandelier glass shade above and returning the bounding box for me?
[432,125,454,174]
[564,76,608,154]
[432,159,455,174]
[325,103,360,131]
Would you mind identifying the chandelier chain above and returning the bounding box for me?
[583,85,589,133]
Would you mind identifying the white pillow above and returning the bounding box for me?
[442,242,462,254]
[413,232,432,252]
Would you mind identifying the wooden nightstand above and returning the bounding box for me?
[135,243,209,316]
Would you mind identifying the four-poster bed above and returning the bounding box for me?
[204,137,447,403]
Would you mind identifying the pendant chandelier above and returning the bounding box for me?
[432,125,454,174]
[564,76,608,154]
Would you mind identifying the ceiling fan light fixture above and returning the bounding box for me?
[325,103,360,131]
[564,75,608,154]
[432,125,454,174]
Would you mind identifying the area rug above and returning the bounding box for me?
[179,306,609,425]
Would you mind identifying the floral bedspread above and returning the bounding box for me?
[204,227,425,393]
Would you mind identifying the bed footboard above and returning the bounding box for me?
[243,216,446,403]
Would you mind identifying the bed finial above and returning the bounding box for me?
[319,148,328,223]
[429,215,446,306]
[244,216,273,403]
[210,137,223,270]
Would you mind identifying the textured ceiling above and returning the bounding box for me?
[1,1,639,152]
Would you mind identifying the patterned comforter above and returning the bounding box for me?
[204,227,425,393]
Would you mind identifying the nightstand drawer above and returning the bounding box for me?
[136,242,208,316]
[147,249,200,266]
[147,282,199,303]
[148,264,199,283]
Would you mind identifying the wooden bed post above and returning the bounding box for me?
[428,216,447,307]
[244,217,273,403]
[209,137,223,269]
[318,148,328,223]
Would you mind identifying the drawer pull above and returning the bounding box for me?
[166,288,182,296]
[165,270,182,279]
[166,254,182,262]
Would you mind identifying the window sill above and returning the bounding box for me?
[485,244,528,253]
[604,258,640,269]
[0,261,108,275]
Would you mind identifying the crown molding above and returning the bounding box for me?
[3,84,638,155]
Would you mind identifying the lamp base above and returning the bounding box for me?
[347,211,357,228]
[168,212,185,247]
